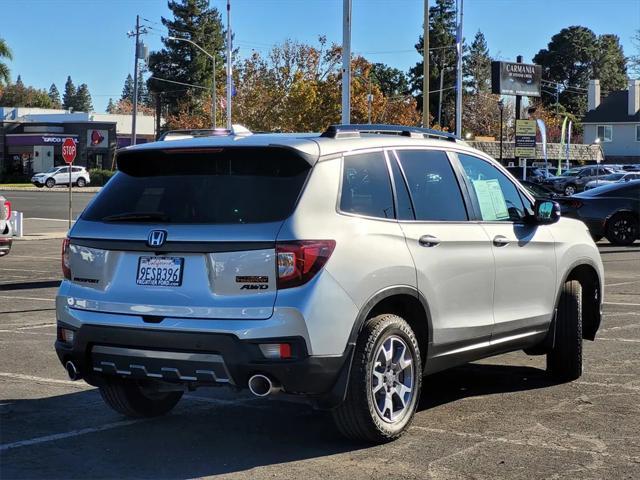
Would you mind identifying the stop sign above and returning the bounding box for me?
[62,138,76,164]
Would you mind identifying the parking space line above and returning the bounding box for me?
[597,337,640,343]
[5,256,61,260]
[0,419,148,452]
[0,268,57,274]
[0,372,90,388]
[0,295,54,302]
[605,280,640,288]
[16,323,57,330]
[604,302,640,307]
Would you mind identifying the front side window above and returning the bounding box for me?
[395,149,467,221]
[635,125,640,142]
[458,154,528,222]
[597,125,612,142]
[340,151,395,219]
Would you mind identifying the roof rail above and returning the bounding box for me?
[159,124,253,141]
[320,124,459,142]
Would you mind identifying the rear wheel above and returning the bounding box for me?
[332,314,422,443]
[605,213,638,246]
[76,177,86,188]
[45,178,55,188]
[564,184,576,196]
[99,380,183,418]
[547,280,582,382]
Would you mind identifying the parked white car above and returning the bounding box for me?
[32,166,91,188]
[584,172,640,190]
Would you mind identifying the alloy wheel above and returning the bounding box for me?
[370,335,415,424]
[610,217,638,244]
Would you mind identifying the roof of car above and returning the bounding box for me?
[119,130,477,164]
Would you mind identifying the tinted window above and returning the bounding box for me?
[458,154,527,221]
[340,151,394,219]
[83,148,310,224]
[396,150,467,221]
[389,155,415,220]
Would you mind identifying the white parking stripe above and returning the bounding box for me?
[0,295,54,302]
[605,280,640,287]
[0,419,147,452]
[0,268,56,274]
[604,302,640,307]
[0,372,89,387]
[25,218,70,222]
[16,323,56,330]
[6,256,61,260]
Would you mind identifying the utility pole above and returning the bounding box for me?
[422,0,429,127]
[342,0,352,124]
[212,55,217,128]
[455,0,464,137]
[226,0,232,130]
[129,15,141,145]
[514,55,523,167]
[438,63,445,126]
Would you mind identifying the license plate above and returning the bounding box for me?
[136,257,184,287]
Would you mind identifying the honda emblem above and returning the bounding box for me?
[147,230,167,247]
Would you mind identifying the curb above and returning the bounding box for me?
[0,186,101,193]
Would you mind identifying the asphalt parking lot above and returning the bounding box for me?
[1,239,639,479]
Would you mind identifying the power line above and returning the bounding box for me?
[149,76,209,90]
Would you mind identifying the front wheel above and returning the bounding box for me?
[99,380,183,418]
[45,178,55,188]
[605,213,638,246]
[332,314,422,443]
[547,280,582,382]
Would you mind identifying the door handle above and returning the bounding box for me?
[419,235,441,247]
[493,235,510,247]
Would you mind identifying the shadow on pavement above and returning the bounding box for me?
[2,363,555,478]
[0,280,60,291]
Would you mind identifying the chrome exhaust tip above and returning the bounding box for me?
[65,361,81,381]
[248,374,281,397]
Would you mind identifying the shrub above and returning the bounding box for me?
[88,169,116,186]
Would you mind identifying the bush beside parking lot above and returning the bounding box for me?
[88,169,115,186]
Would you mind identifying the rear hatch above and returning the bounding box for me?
[64,146,312,320]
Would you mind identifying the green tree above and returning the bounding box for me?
[106,97,116,113]
[410,0,458,128]
[533,26,598,116]
[0,80,53,108]
[594,34,627,92]
[148,0,226,115]
[370,63,409,97]
[121,73,134,102]
[48,83,62,108]
[0,37,12,86]
[62,76,76,110]
[73,83,93,112]
[463,30,491,94]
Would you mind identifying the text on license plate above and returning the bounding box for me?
[136,257,184,286]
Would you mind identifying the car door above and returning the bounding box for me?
[53,167,69,184]
[72,167,82,182]
[389,149,495,369]
[456,153,557,342]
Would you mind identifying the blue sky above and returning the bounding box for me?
[2,0,639,112]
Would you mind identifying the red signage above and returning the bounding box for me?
[62,137,77,164]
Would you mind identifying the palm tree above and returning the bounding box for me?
[0,38,13,86]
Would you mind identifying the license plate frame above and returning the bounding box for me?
[136,256,184,287]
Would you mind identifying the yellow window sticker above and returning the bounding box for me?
[472,179,509,220]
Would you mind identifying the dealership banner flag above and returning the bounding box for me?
[536,119,548,174]
[558,117,568,175]
[566,121,572,171]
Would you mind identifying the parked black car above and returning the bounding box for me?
[557,182,639,245]
[544,166,618,196]
[506,166,550,183]
[519,180,559,200]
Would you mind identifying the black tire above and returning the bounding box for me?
[76,177,86,188]
[564,184,576,196]
[605,213,638,246]
[99,380,183,418]
[591,234,603,243]
[332,314,422,443]
[35,183,44,188]
[547,280,583,382]
[45,178,55,188]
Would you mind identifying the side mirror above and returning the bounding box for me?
[534,200,560,224]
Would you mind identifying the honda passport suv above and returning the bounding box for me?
[55,124,604,443]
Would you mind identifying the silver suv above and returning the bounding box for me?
[55,125,604,443]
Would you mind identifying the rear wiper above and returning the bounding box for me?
[102,212,170,222]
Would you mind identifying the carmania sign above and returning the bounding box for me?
[491,61,542,97]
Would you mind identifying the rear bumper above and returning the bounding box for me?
[55,321,352,407]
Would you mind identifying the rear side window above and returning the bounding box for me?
[340,151,395,219]
[395,149,467,221]
[82,147,310,224]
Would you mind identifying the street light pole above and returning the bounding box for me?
[168,36,217,128]
[226,0,232,130]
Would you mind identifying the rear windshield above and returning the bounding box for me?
[82,147,311,224]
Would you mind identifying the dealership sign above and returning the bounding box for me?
[515,120,537,158]
[5,134,79,146]
[491,61,541,97]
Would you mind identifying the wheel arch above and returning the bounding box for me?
[562,261,602,341]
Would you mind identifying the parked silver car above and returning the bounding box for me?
[32,166,91,188]
[0,195,12,256]
[583,172,640,190]
[55,125,604,443]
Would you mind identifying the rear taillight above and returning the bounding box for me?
[1,200,10,220]
[276,240,336,289]
[61,238,71,280]
[568,200,583,209]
